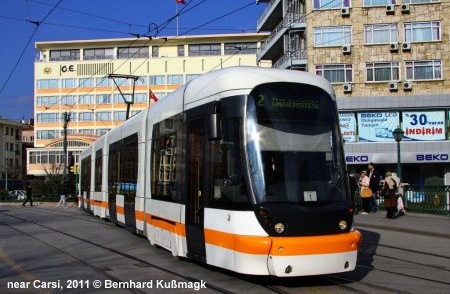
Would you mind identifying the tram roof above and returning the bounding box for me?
[183,66,335,108]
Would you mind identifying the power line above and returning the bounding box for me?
[0,0,64,94]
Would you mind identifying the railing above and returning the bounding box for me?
[353,186,450,216]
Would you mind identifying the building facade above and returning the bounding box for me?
[30,33,270,176]
[0,118,24,190]
[256,0,450,186]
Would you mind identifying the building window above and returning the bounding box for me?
[152,46,159,58]
[96,94,111,104]
[79,95,94,105]
[37,113,59,123]
[224,42,257,54]
[61,78,77,88]
[79,112,94,121]
[313,0,350,9]
[117,46,149,59]
[61,95,75,106]
[114,111,127,121]
[363,0,396,6]
[405,60,442,81]
[37,79,59,89]
[313,26,352,47]
[366,62,400,82]
[404,21,441,42]
[96,77,111,87]
[49,49,80,61]
[177,45,185,57]
[364,24,398,44]
[136,76,148,86]
[150,75,165,85]
[134,93,147,103]
[96,112,111,121]
[186,74,200,82]
[315,64,353,83]
[188,43,221,56]
[167,75,183,85]
[403,0,439,3]
[83,48,114,60]
[36,130,59,140]
[79,78,94,87]
[37,96,58,106]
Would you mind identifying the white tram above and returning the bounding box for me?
[79,66,362,277]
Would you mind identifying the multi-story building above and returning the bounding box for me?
[256,0,450,185]
[0,118,24,190]
[30,33,270,177]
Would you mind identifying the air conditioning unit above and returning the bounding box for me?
[402,42,411,51]
[389,81,398,91]
[342,45,351,54]
[390,42,399,52]
[401,4,410,13]
[343,83,352,93]
[403,81,413,90]
[386,4,395,14]
[341,7,350,17]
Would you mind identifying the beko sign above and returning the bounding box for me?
[346,153,450,164]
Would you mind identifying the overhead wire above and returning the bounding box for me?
[0,0,64,94]
[34,1,260,130]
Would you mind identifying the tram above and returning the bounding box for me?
[79,66,362,277]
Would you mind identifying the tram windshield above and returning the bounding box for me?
[246,82,349,204]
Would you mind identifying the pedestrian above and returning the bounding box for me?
[57,184,67,208]
[358,170,371,214]
[391,172,406,216]
[22,183,33,206]
[382,171,398,219]
[367,162,380,212]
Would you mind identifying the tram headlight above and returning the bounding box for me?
[274,222,285,234]
[338,220,348,231]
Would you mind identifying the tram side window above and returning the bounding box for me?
[94,149,102,192]
[151,114,183,202]
[80,156,91,193]
[211,118,249,208]
[108,134,138,198]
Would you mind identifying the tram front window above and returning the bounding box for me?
[246,83,349,205]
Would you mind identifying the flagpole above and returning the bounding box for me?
[176,2,179,36]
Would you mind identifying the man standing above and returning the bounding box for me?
[367,162,380,212]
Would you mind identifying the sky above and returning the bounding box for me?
[0,0,265,121]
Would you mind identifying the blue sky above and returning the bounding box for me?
[0,0,265,120]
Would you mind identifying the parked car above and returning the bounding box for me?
[9,190,26,200]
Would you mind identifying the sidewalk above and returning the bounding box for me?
[354,210,450,239]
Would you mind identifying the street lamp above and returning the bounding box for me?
[393,127,404,182]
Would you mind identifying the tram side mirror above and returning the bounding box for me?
[208,113,222,141]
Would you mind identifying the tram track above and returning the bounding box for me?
[2,207,449,293]
[0,211,235,294]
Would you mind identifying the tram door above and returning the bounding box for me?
[186,118,206,259]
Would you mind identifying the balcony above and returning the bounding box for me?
[257,13,306,62]
[257,0,282,32]
[272,50,307,70]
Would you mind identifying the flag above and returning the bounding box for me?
[176,0,186,4]
[149,89,158,102]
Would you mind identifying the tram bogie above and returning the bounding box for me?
[79,66,362,277]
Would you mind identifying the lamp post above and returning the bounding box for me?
[392,128,404,182]
[1,135,7,192]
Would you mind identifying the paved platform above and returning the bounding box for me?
[354,210,450,239]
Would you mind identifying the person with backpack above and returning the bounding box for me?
[382,171,398,219]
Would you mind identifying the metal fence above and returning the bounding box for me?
[354,186,450,216]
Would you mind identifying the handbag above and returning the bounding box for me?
[360,187,373,198]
